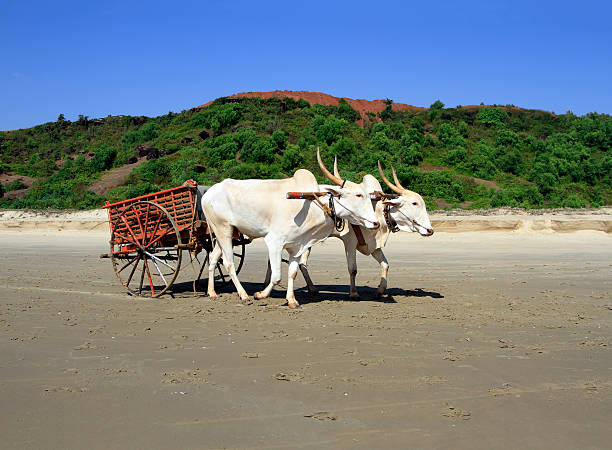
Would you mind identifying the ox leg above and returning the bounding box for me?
[218,235,250,302]
[286,255,301,308]
[263,259,272,287]
[207,243,222,298]
[372,248,389,297]
[254,238,282,301]
[345,245,359,299]
[298,248,318,295]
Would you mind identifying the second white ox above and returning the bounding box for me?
[201,150,380,308]
[266,160,433,298]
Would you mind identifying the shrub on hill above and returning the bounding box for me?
[478,107,508,126]
[89,145,117,171]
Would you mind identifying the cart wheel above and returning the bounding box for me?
[197,234,246,286]
[110,201,182,297]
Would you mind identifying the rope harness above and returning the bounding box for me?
[309,193,344,232]
[327,194,345,232]
[384,204,400,233]
[331,180,348,231]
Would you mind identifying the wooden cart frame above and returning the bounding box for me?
[100,180,249,297]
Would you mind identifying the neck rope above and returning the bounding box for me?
[328,195,345,232]
[384,204,399,233]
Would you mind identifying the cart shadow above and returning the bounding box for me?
[169,280,443,305]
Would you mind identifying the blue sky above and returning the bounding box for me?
[1,0,610,130]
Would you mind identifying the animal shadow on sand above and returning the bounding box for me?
[168,280,443,305]
[294,284,444,305]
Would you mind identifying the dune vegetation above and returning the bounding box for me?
[1,95,610,210]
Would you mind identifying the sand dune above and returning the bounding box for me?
[1,208,610,233]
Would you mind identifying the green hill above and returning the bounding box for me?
[1,95,610,210]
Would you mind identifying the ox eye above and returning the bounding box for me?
[412,202,418,206]
[356,194,363,198]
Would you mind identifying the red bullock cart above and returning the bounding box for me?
[100,180,249,297]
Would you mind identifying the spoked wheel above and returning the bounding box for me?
[196,235,247,286]
[110,201,182,297]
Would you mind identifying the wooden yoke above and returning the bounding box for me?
[286,192,329,200]
[286,191,332,216]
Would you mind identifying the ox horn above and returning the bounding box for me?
[391,166,406,191]
[377,161,404,195]
[333,155,340,178]
[317,148,344,186]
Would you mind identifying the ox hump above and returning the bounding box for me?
[361,174,383,193]
[292,169,317,184]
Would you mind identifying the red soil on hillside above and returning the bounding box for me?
[196,90,427,120]
[195,91,547,120]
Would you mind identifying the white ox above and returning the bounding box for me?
[266,160,433,298]
[201,150,380,308]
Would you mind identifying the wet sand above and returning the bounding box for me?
[0,229,611,449]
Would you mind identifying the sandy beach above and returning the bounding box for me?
[0,212,611,449]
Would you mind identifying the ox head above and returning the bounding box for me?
[377,161,434,237]
[317,149,379,230]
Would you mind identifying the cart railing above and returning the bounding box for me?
[103,180,198,244]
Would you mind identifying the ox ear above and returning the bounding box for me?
[321,186,341,197]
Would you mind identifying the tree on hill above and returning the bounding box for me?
[337,98,360,122]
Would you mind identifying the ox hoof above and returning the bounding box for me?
[238,292,251,302]
[376,290,385,298]
[254,291,267,300]
[208,292,219,299]
[288,302,300,309]
[241,297,253,305]
[349,292,360,300]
